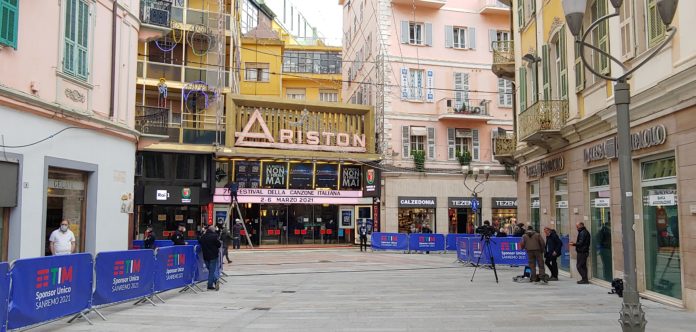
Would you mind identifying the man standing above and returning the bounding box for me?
[358,221,368,252]
[519,226,547,283]
[543,227,563,281]
[170,224,186,245]
[232,219,242,249]
[49,220,76,255]
[143,225,156,249]
[570,222,591,284]
[219,224,232,263]
[199,225,222,290]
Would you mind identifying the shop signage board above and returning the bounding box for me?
[648,194,676,206]
[593,198,611,208]
[398,197,437,208]
[213,188,364,205]
[531,199,540,208]
[448,197,481,208]
[362,166,381,197]
[584,125,667,163]
[556,201,568,209]
[491,197,518,209]
[525,156,564,178]
[144,186,200,205]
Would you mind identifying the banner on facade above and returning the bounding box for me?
[409,233,445,252]
[154,246,196,292]
[8,253,93,330]
[370,232,408,251]
[0,262,9,332]
[445,233,478,251]
[91,250,156,306]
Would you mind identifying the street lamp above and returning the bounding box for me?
[462,165,491,226]
[561,1,678,331]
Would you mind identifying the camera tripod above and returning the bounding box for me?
[470,235,499,283]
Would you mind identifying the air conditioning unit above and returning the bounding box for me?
[446,99,452,107]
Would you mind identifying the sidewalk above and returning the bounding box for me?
[36,249,695,331]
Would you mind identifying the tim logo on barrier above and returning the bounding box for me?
[380,235,399,247]
[112,259,142,292]
[471,241,482,257]
[34,266,73,310]
[500,241,526,260]
[166,253,186,280]
[418,236,436,248]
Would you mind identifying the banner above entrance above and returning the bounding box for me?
[213,188,365,205]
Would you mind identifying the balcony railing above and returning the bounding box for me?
[140,0,172,28]
[518,100,569,142]
[136,105,170,136]
[494,135,516,155]
[493,41,514,65]
[439,98,491,119]
[480,0,510,14]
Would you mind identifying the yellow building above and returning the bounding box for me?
[240,0,342,102]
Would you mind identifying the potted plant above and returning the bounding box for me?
[456,150,472,166]
[412,150,426,172]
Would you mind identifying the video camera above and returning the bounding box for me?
[475,224,496,239]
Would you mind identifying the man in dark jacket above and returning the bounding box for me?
[143,225,156,249]
[513,223,526,237]
[199,225,222,290]
[543,227,563,281]
[170,224,186,245]
[219,225,232,263]
[232,219,242,249]
[570,222,591,284]
[520,226,547,283]
[358,221,369,252]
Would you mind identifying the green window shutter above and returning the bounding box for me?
[63,0,89,80]
[530,63,538,104]
[0,0,19,49]
[517,0,524,29]
[647,0,666,48]
[597,0,610,74]
[75,0,89,79]
[519,67,527,111]
[542,44,550,100]
[574,42,585,92]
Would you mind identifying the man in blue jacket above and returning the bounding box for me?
[543,227,563,281]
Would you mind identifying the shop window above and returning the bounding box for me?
[589,169,612,282]
[45,168,87,256]
[398,208,435,234]
[551,175,569,271]
[641,156,680,299]
[528,181,540,231]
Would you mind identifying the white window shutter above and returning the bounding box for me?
[447,128,455,160]
[619,0,635,60]
[402,125,411,158]
[400,67,409,100]
[427,127,435,160]
[468,27,476,49]
[489,29,497,51]
[462,73,470,101]
[445,25,453,48]
[560,27,568,100]
[454,72,463,109]
[401,21,409,44]
[425,23,433,46]
[472,129,480,161]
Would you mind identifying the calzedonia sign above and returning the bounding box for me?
[525,156,564,178]
[235,109,367,153]
[398,197,436,208]
[584,124,667,163]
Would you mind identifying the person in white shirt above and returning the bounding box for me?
[49,220,76,255]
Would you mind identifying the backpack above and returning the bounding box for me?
[609,278,624,297]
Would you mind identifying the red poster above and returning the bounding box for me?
[207,203,213,225]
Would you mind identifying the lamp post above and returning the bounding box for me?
[561,1,678,331]
[461,165,491,226]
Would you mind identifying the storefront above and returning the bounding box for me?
[447,197,481,234]
[138,185,212,239]
[490,197,517,235]
[397,197,436,233]
[45,168,88,256]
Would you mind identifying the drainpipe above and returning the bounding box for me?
[109,0,118,119]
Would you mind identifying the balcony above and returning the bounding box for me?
[479,0,510,15]
[136,105,170,137]
[437,98,494,121]
[492,41,514,80]
[518,100,569,148]
[391,0,446,9]
[139,0,172,42]
[493,134,517,165]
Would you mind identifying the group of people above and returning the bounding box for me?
[518,222,591,285]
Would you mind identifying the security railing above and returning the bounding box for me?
[492,40,514,65]
[136,105,169,136]
[440,98,490,116]
[494,134,517,155]
[518,100,569,141]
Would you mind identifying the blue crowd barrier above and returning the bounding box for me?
[0,263,9,332]
[153,246,196,293]
[445,234,478,251]
[455,238,469,262]
[132,240,175,249]
[408,233,445,252]
[490,237,527,265]
[194,245,209,283]
[186,239,199,246]
[92,250,156,306]
[8,253,93,330]
[370,232,409,251]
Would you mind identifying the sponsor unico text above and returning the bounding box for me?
[166,254,186,280]
[112,259,142,292]
[35,266,73,310]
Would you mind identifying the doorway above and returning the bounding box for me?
[45,168,87,256]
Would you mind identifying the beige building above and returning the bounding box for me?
[497,0,696,310]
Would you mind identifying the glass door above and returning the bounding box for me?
[589,169,612,282]
[529,181,540,231]
[553,176,570,271]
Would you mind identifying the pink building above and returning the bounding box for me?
[0,0,162,260]
[340,0,518,235]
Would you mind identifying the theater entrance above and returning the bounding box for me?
[257,204,344,245]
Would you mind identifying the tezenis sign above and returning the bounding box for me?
[235,109,367,152]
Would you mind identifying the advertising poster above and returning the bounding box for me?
[92,250,156,306]
[341,165,361,190]
[370,232,408,251]
[340,209,353,229]
[235,161,260,188]
[315,164,338,189]
[289,163,313,189]
[263,162,287,189]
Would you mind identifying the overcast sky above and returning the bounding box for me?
[288,0,344,45]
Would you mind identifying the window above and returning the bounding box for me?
[518,0,535,28]
[590,0,609,76]
[447,128,479,161]
[446,26,476,49]
[453,72,469,109]
[320,90,338,102]
[589,169,612,281]
[244,63,269,82]
[408,69,424,100]
[453,27,467,48]
[409,22,424,45]
[410,133,425,153]
[646,0,666,48]
[544,27,568,100]
[498,79,512,107]
[286,88,305,100]
[0,0,18,49]
[401,21,431,46]
[63,0,90,80]
[282,51,341,74]
[402,126,434,159]
[241,0,258,34]
[489,30,510,51]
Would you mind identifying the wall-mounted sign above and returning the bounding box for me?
[526,156,564,178]
[491,197,518,209]
[315,164,338,189]
[235,161,260,188]
[234,109,367,152]
[263,162,287,189]
[556,200,568,209]
[398,196,437,208]
[648,194,676,206]
[289,163,313,189]
[448,197,482,208]
[531,199,540,208]
[362,166,381,197]
[584,125,667,163]
[341,165,361,190]
[144,186,200,205]
[593,198,610,208]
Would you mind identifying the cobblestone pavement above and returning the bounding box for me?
[35,249,696,332]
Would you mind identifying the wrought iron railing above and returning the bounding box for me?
[518,100,569,140]
[494,135,517,155]
[492,40,514,65]
[136,105,169,136]
[140,0,172,28]
[442,98,490,116]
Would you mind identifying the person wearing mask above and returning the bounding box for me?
[199,225,222,291]
[570,222,591,284]
[49,220,76,256]
[220,224,232,264]
[170,224,186,245]
[358,221,369,252]
[143,225,156,249]
[519,226,547,284]
[543,227,563,281]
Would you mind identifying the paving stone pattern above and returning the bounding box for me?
[35,249,696,332]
